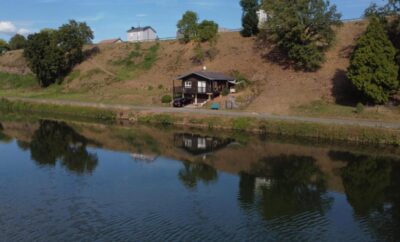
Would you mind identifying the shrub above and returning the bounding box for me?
[161,95,172,103]
[355,103,364,114]
[232,117,250,131]
[222,87,230,96]
[192,44,205,64]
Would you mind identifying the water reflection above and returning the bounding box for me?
[178,161,218,189]
[23,121,98,174]
[329,151,400,241]
[2,119,400,240]
[238,155,331,220]
[174,133,233,156]
[0,122,12,143]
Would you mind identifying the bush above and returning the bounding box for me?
[192,44,205,64]
[222,87,230,96]
[355,103,364,114]
[232,117,250,131]
[161,95,172,103]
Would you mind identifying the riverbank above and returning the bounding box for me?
[1,97,399,146]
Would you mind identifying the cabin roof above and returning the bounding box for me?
[99,38,122,44]
[177,71,235,81]
[127,26,157,33]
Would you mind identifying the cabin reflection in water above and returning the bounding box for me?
[173,133,234,156]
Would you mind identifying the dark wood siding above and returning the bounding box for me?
[181,75,213,94]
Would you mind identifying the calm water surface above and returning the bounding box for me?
[0,120,399,241]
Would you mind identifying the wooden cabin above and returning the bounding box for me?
[173,71,236,104]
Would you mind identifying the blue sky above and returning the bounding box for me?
[0,0,385,43]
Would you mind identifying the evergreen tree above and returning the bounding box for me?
[347,17,399,104]
[240,0,259,37]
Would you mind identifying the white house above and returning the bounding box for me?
[257,9,268,29]
[127,26,157,42]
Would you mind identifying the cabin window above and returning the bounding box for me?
[198,81,206,93]
[184,138,192,148]
[184,81,192,88]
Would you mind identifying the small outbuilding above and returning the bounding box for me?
[173,71,236,105]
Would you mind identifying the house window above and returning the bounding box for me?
[198,81,206,93]
[185,81,192,88]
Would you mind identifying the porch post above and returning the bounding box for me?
[195,93,198,105]
[172,79,175,98]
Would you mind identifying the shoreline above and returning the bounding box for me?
[1,97,399,146]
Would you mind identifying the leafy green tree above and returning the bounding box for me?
[261,0,342,71]
[24,31,65,87]
[8,34,27,50]
[347,17,399,104]
[23,20,93,87]
[197,20,218,42]
[240,0,259,37]
[0,39,9,54]
[57,20,93,70]
[177,11,199,43]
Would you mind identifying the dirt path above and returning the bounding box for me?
[4,97,400,130]
[86,59,117,77]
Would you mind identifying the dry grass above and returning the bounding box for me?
[1,20,399,119]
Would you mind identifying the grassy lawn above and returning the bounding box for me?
[291,100,400,122]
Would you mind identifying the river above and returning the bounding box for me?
[0,119,399,241]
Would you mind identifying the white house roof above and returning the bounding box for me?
[127,26,157,33]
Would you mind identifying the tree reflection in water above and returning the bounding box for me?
[330,151,400,241]
[178,161,218,189]
[0,123,12,143]
[238,155,331,220]
[24,121,98,175]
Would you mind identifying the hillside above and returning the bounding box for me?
[0,21,372,115]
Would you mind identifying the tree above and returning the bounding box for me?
[240,0,259,37]
[57,20,94,70]
[0,39,9,54]
[261,0,342,71]
[347,17,399,104]
[197,20,218,42]
[24,31,65,87]
[23,20,93,87]
[177,11,199,43]
[8,34,27,50]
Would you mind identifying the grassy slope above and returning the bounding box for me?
[0,20,399,121]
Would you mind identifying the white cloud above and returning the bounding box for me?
[0,21,17,34]
[136,14,148,17]
[78,13,105,22]
[0,21,32,36]
[17,28,32,35]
